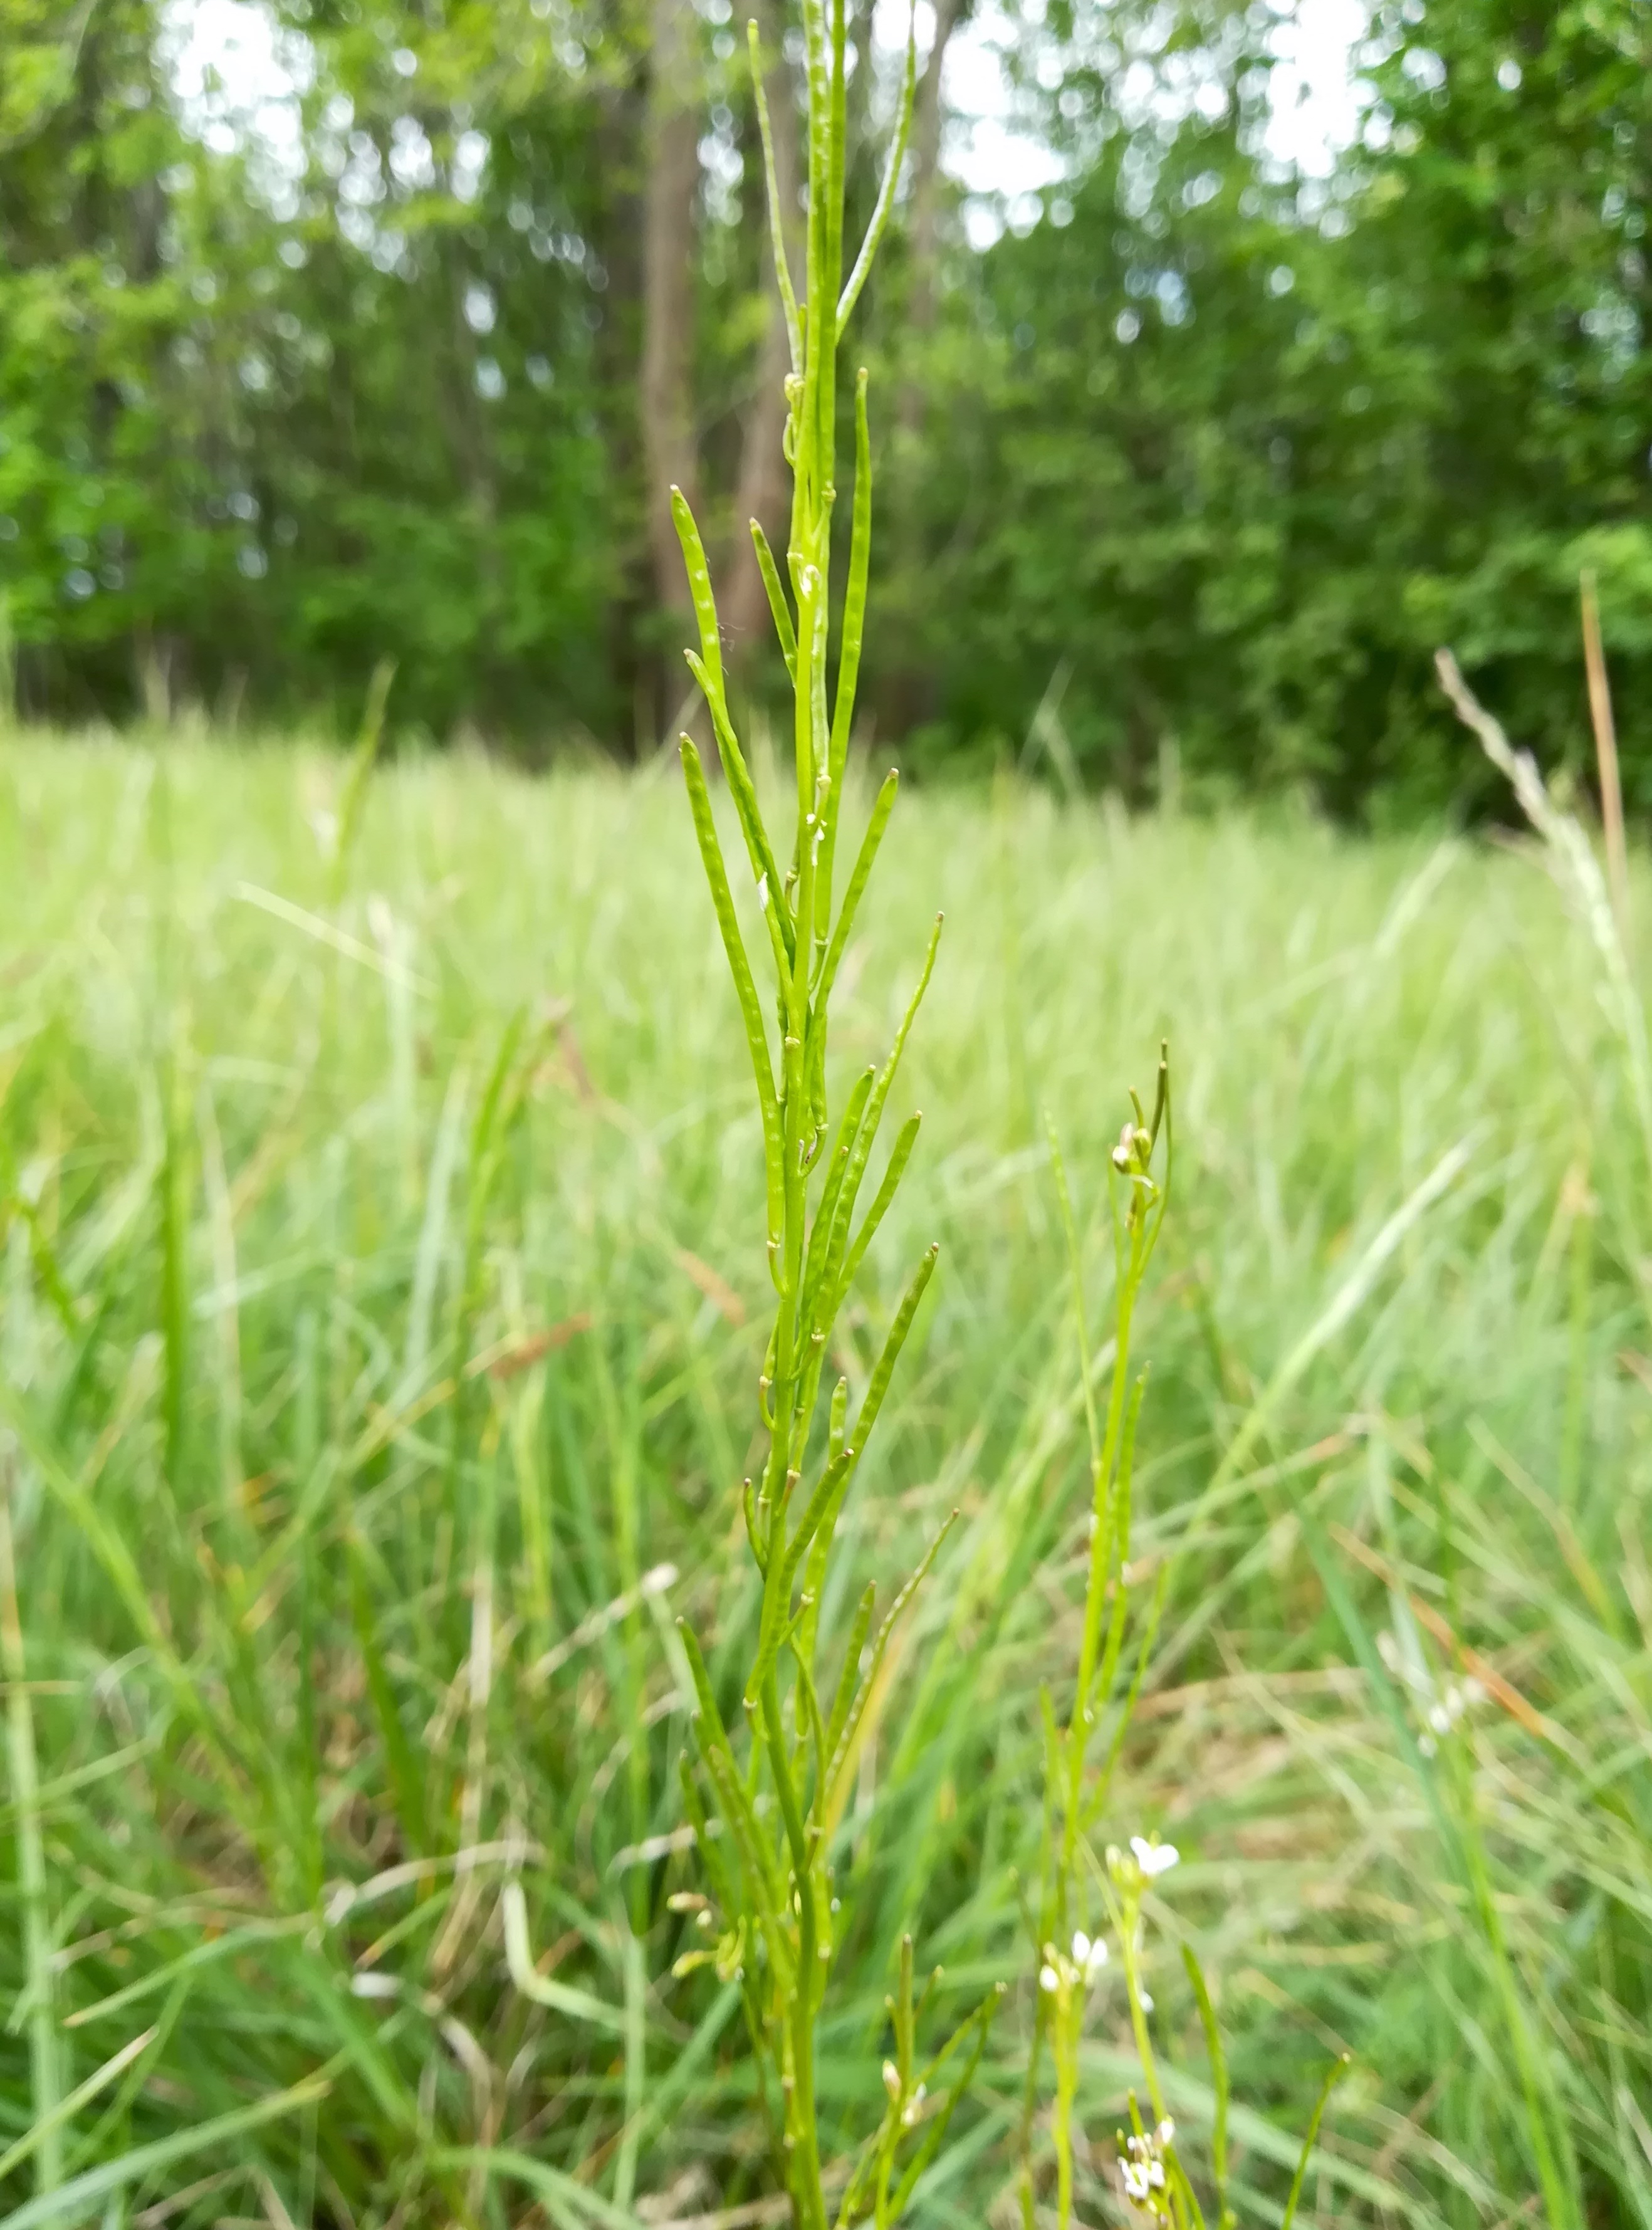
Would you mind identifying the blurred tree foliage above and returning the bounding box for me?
[891,0,1652,812]
[1,0,1649,811]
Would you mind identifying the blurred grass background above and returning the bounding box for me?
[1,728,1649,2229]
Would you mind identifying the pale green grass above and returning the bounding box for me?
[0,730,1648,2230]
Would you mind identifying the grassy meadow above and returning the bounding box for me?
[1,729,1649,2230]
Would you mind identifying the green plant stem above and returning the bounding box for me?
[1118,1898,1170,2128]
[666,13,943,2222]
[1059,1265,1140,1902]
[1020,1092,1168,2223]
[761,1677,826,2230]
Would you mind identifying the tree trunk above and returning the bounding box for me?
[721,0,800,669]
[641,0,703,627]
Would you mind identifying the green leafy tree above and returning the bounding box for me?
[879,0,1652,814]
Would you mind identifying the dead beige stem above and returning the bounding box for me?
[1581,568,1630,943]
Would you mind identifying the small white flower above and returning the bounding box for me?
[1131,1835,1179,1878]
[1149,2160,1166,2189]
[1156,2118,1176,2145]
[1040,1963,1060,1993]
[1138,1987,1154,2011]
[1122,2161,1151,2203]
[882,2059,900,2102]
[1072,1929,1108,1981]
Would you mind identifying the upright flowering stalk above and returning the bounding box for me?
[666,9,998,2225]
[1019,1080,1171,2226]
[1019,1101,1350,2229]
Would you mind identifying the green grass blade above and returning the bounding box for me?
[348,1534,428,1855]
[825,1509,959,1815]
[329,656,394,907]
[1,1498,61,2192]
[1181,1945,1231,2228]
[0,2030,155,2188]
[0,2076,332,2230]
[430,2145,644,2229]
[1279,2056,1352,2230]
[890,1985,1005,2216]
